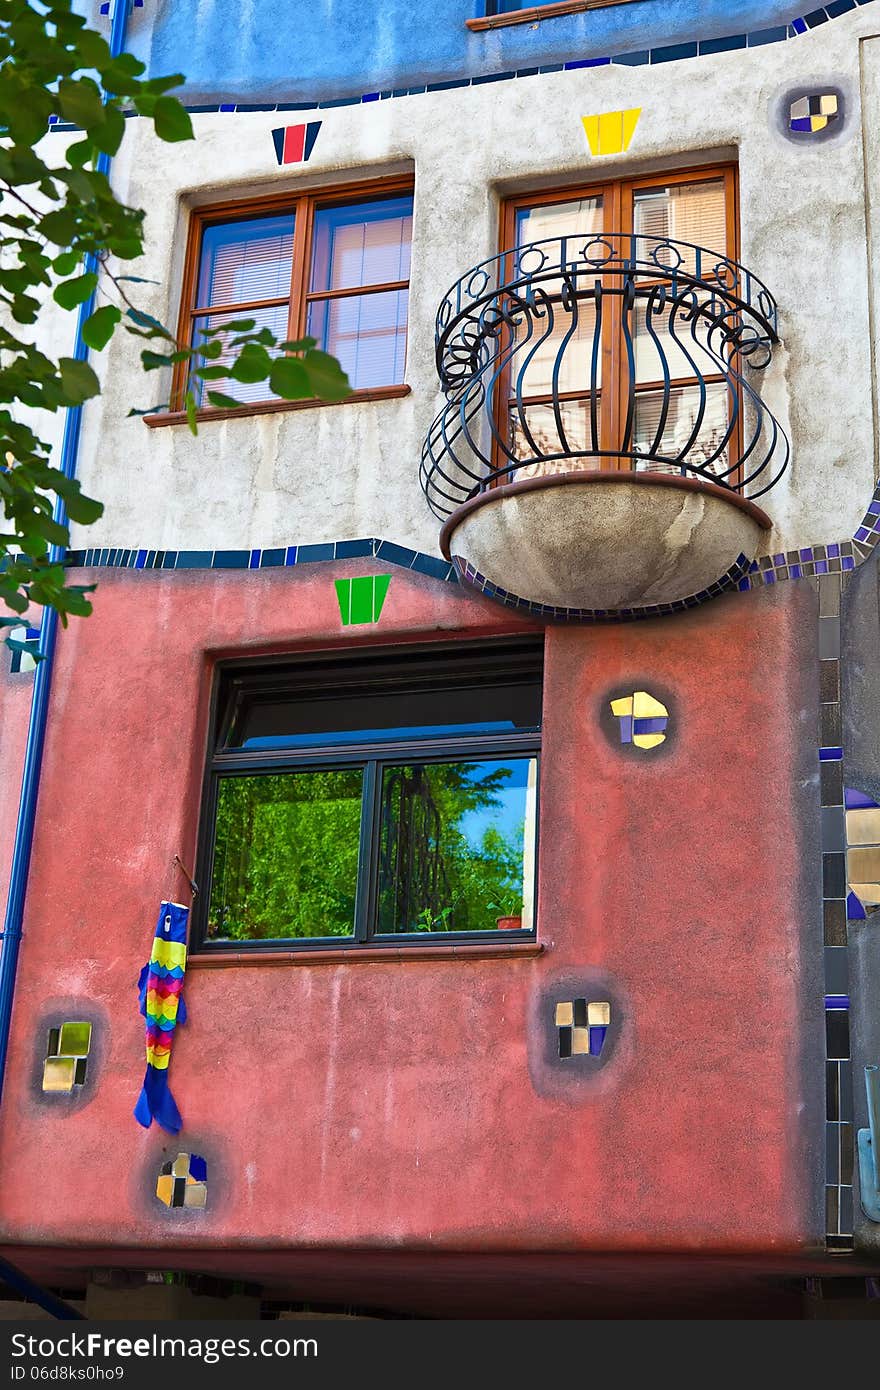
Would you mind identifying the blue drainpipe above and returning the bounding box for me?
[0,0,131,1108]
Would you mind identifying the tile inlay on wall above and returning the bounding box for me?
[555,999,611,1058]
[843,789,880,920]
[42,1022,92,1093]
[582,108,641,157]
[156,1152,207,1210]
[335,574,391,626]
[789,92,841,135]
[271,121,321,165]
[610,691,669,749]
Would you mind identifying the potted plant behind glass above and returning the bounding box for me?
[487,894,523,931]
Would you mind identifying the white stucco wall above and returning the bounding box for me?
[66,7,880,557]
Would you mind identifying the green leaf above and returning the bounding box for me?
[201,318,255,335]
[81,305,121,351]
[125,306,173,337]
[153,97,194,144]
[53,273,97,310]
[184,389,198,436]
[58,357,100,405]
[229,343,272,384]
[91,105,126,158]
[269,356,310,399]
[206,392,243,409]
[52,251,81,277]
[57,77,105,130]
[140,349,175,370]
[63,490,104,525]
[303,350,351,402]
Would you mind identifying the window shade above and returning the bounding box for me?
[196,214,295,309]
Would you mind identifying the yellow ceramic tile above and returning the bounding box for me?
[632,691,668,719]
[42,1057,76,1093]
[571,1027,590,1055]
[184,1183,207,1210]
[156,1175,174,1207]
[581,115,600,156]
[810,115,828,132]
[598,110,624,155]
[849,882,880,905]
[847,848,880,881]
[846,809,880,845]
[588,1001,611,1026]
[819,94,838,116]
[172,1153,190,1179]
[633,732,666,749]
[610,696,633,717]
[621,107,641,151]
[58,1022,91,1057]
[555,1001,574,1027]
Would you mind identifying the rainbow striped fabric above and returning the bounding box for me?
[134,902,189,1133]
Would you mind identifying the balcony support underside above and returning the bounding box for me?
[441,471,771,618]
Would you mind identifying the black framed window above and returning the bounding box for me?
[195,640,542,951]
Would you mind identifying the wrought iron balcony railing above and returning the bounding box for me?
[420,233,789,519]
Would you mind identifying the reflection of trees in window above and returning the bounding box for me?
[377,762,525,934]
[208,770,363,941]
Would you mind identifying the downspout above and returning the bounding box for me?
[0,0,131,1105]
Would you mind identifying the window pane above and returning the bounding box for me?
[632,179,728,271]
[633,381,732,475]
[511,294,600,398]
[196,214,295,309]
[206,770,363,942]
[508,398,597,467]
[228,669,542,750]
[307,288,408,388]
[310,196,413,293]
[190,303,290,406]
[631,297,719,386]
[376,758,537,935]
[515,197,604,248]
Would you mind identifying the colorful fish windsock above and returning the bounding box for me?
[134,901,189,1133]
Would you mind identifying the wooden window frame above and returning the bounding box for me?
[497,163,740,477]
[169,173,415,417]
[466,0,640,32]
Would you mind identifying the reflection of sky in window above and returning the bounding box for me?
[457,758,533,850]
[243,719,535,749]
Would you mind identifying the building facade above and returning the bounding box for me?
[2,0,880,1317]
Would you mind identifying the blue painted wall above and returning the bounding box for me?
[141,0,808,104]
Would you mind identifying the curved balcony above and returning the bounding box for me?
[420,233,788,617]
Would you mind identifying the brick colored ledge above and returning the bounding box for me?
[466,0,631,32]
[144,384,410,428]
[189,941,544,967]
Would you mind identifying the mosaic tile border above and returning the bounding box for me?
[817,569,855,1251]
[65,537,458,584]
[43,0,874,131]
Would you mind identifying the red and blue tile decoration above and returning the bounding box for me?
[271,122,321,166]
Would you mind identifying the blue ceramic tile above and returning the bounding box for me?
[135,549,148,570]
[295,543,335,563]
[175,550,213,569]
[747,25,790,44]
[538,64,565,73]
[361,92,380,102]
[335,539,374,559]
[791,17,809,33]
[611,50,650,65]
[375,540,418,568]
[819,747,844,761]
[804,7,830,23]
[651,42,698,62]
[161,552,178,569]
[698,33,747,53]
[426,79,471,91]
[825,995,851,1009]
[317,96,360,108]
[249,549,261,569]
[285,546,298,565]
[260,548,285,567]
[414,553,454,580]
[213,550,250,568]
[473,72,515,84]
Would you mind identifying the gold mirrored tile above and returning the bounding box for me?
[42,1057,76,1093]
[555,1001,574,1027]
[184,1183,207,1209]
[849,882,880,905]
[58,1022,91,1057]
[571,1027,590,1055]
[790,96,809,120]
[172,1152,190,1178]
[845,809,880,846]
[847,847,880,880]
[587,1001,611,1026]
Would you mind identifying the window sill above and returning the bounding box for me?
[466,0,626,30]
[143,384,411,429]
[188,940,544,968]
